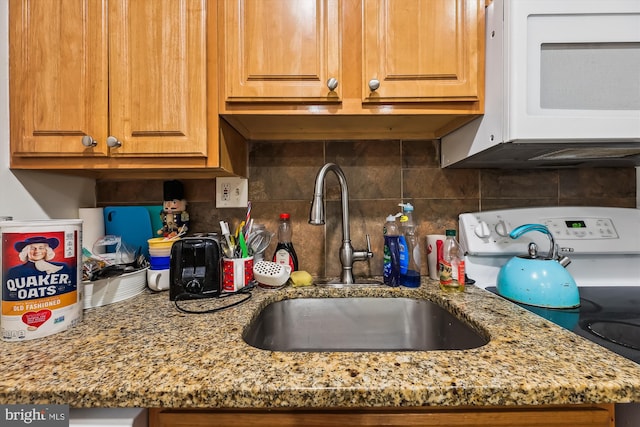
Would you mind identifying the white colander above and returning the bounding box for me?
[253,261,291,288]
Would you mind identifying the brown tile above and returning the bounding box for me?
[325,140,401,200]
[403,168,479,199]
[411,199,480,236]
[182,179,216,202]
[559,168,636,199]
[480,169,558,199]
[559,198,636,208]
[402,140,439,168]
[248,141,324,201]
[96,180,164,204]
[480,198,559,211]
[315,163,402,201]
[96,179,212,205]
[188,203,246,235]
[325,140,401,167]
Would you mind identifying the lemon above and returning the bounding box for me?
[290,270,313,287]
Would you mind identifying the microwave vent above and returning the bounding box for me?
[530,147,640,161]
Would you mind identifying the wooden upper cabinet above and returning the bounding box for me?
[362,0,480,103]
[9,0,109,157]
[222,0,341,103]
[220,0,482,106]
[10,0,208,159]
[108,0,207,157]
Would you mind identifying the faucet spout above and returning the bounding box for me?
[309,163,373,284]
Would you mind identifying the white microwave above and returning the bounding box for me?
[441,0,640,168]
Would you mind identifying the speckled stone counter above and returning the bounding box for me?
[1,280,640,409]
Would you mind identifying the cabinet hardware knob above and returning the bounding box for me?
[81,135,97,147]
[368,79,380,91]
[106,136,122,148]
[327,78,339,91]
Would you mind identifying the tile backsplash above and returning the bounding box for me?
[97,140,636,279]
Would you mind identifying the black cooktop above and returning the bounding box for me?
[486,286,640,365]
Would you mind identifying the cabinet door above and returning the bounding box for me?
[9,0,109,157]
[222,0,341,103]
[108,0,208,157]
[363,0,481,103]
[150,405,614,427]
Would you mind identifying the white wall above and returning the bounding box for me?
[0,1,95,220]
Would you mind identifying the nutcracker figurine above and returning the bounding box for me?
[158,180,189,237]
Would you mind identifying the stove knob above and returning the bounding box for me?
[495,220,509,237]
[474,221,491,238]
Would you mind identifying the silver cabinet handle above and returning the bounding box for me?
[327,77,338,91]
[81,135,97,147]
[106,136,122,148]
[368,79,380,91]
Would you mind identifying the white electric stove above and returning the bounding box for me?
[460,206,640,357]
[459,206,640,426]
[459,206,640,289]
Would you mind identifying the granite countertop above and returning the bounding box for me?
[1,279,640,409]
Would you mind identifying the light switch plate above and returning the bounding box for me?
[216,177,248,208]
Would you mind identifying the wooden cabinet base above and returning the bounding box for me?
[149,404,614,427]
[9,120,248,179]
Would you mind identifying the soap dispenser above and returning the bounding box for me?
[398,203,421,288]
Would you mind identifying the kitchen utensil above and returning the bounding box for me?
[235,221,245,239]
[247,230,272,257]
[219,221,234,255]
[220,238,234,258]
[104,206,153,258]
[238,232,249,258]
[253,261,291,288]
[496,224,579,309]
[143,205,164,236]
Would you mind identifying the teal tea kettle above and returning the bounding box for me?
[496,224,580,309]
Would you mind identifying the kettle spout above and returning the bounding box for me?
[552,242,571,268]
[558,254,571,268]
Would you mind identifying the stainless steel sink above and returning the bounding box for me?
[243,297,488,352]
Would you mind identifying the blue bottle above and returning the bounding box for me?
[398,203,421,288]
[383,215,401,287]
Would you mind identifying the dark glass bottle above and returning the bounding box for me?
[272,213,299,271]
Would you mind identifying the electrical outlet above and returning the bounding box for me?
[216,177,248,208]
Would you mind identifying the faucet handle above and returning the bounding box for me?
[364,234,373,259]
[352,234,374,262]
[349,234,373,263]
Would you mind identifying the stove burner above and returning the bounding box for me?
[585,320,640,351]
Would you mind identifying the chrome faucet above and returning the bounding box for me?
[309,163,373,284]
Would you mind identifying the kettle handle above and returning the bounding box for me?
[509,224,556,260]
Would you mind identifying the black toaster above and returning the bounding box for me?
[169,237,222,300]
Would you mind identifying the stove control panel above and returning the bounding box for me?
[543,217,618,240]
[460,206,640,256]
